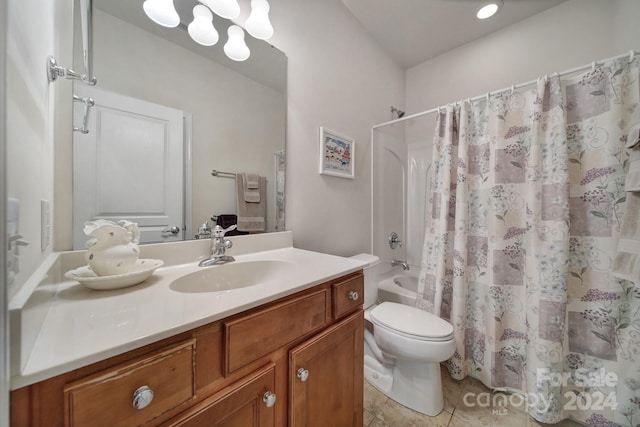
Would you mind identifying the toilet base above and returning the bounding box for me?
[364,354,393,394]
[390,360,444,416]
[363,308,452,417]
[365,342,446,417]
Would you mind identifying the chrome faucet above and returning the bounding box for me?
[391,259,410,271]
[194,221,212,240]
[199,224,236,267]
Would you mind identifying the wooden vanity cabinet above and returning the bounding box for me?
[290,311,363,427]
[10,270,364,427]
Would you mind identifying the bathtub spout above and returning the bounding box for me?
[391,259,410,270]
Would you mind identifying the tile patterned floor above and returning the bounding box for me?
[364,366,585,427]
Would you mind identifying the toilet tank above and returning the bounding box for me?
[349,253,380,309]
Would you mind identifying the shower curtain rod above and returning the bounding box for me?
[372,49,639,130]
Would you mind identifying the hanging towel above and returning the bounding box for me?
[625,147,640,192]
[626,122,640,150]
[236,173,266,232]
[242,173,261,203]
[612,191,640,282]
[612,129,640,284]
[246,173,260,189]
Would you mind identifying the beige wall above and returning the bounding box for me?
[6,0,72,297]
[268,0,406,256]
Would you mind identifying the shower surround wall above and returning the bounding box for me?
[371,116,433,272]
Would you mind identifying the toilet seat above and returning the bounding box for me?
[370,302,454,342]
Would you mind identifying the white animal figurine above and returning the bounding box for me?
[84,219,140,276]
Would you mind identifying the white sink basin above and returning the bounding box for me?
[170,260,296,293]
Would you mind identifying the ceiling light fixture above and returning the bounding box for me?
[224,25,251,61]
[143,0,180,28]
[245,0,274,40]
[476,1,502,20]
[188,5,219,46]
[144,0,274,62]
[201,0,240,20]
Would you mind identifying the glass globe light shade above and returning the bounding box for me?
[224,25,250,61]
[201,0,240,20]
[188,5,219,46]
[143,0,180,28]
[245,0,274,40]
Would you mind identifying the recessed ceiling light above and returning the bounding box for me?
[476,1,502,20]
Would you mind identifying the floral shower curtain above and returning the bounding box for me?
[417,57,640,426]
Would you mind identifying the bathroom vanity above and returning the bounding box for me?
[9,233,365,426]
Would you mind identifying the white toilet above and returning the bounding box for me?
[351,254,456,416]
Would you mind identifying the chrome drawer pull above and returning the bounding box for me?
[263,391,277,408]
[297,368,309,382]
[132,385,154,410]
[348,291,359,301]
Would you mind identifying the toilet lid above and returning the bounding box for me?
[370,302,454,341]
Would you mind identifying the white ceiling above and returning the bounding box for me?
[341,0,568,68]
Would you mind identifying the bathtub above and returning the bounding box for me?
[378,269,419,306]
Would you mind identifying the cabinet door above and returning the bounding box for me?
[167,363,277,427]
[289,311,364,427]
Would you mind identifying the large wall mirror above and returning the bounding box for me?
[70,0,286,248]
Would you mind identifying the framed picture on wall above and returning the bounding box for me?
[319,127,355,179]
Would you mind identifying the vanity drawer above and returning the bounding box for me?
[332,272,364,319]
[64,339,196,427]
[224,289,329,374]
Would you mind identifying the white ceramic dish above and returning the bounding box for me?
[64,259,164,290]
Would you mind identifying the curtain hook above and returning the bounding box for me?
[486,91,490,103]
[591,61,596,71]
[543,74,548,83]
[630,50,635,63]
[510,85,516,95]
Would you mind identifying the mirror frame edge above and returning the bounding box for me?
[1,0,9,423]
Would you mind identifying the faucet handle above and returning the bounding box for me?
[388,232,403,249]
[212,224,237,238]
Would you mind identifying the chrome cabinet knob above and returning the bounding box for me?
[297,368,309,382]
[348,291,359,301]
[132,385,154,410]
[263,391,276,408]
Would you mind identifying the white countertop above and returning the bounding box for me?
[10,234,367,389]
